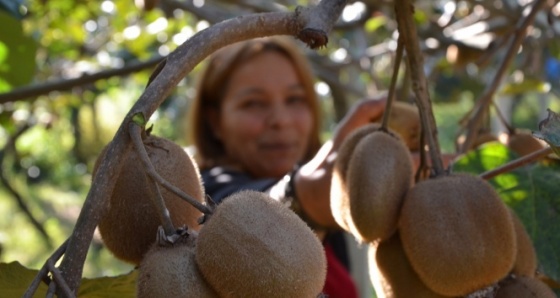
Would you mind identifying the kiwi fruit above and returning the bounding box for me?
[137,233,218,297]
[399,173,516,296]
[509,208,538,277]
[94,135,205,265]
[331,124,381,233]
[344,130,414,242]
[507,129,545,157]
[456,131,498,151]
[195,190,326,298]
[375,101,421,151]
[368,232,452,298]
[496,276,557,298]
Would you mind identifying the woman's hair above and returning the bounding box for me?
[187,36,322,170]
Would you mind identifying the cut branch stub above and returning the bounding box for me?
[298,28,328,49]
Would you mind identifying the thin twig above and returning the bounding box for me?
[0,123,53,248]
[129,120,182,235]
[129,123,212,215]
[380,36,404,131]
[394,0,445,175]
[46,282,56,298]
[150,180,177,236]
[0,56,164,104]
[459,0,548,153]
[48,259,75,298]
[491,101,515,134]
[480,147,553,180]
[23,239,68,298]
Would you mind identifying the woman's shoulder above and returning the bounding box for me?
[201,166,277,204]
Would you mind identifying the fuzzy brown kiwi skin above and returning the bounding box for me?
[137,234,218,298]
[375,101,421,151]
[195,190,327,298]
[509,208,538,277]
[495,276,557,298]
[369,232,453,298]
[331,123,381,232]
[94,135,205,265]
[399,173,516,296]
[346,130,413,243]
[507,130,545,157]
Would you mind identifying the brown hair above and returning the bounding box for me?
[187,36,322,170]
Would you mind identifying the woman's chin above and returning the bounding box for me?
[258,164,294,179]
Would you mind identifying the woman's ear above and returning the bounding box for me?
[207,108,222,140]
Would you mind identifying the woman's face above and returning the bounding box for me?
[213,51,313,178]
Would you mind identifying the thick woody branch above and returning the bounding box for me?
[394,0,445,176]
[53,1,348,295]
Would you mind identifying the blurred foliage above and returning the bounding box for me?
[0,0,559,293]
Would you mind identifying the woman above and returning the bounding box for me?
[188,36,386,297]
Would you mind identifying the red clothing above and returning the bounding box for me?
[322,241,359,298]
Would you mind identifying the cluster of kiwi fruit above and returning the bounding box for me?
[137,190,327,297]
[95,133,327,297]
[330,103,556,297]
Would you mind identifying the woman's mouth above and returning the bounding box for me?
[260,142,294,153]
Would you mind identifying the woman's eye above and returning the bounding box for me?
[287,95,306,105]
[241,99,266,109]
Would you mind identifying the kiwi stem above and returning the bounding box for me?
[394,0,445,176]
[129,124,177,234]
[23,239,69,298]
[150,180,178,236]
[414,128,429,181]
[491,101,515,135]
[480,146,552,180]
[458,0,548,154]
[380,36,404,131]
[47,258,74,298]
[129,123,213,215]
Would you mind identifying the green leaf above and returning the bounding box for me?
[534,109,560,152]
[0,11,37,90]
[0,261,49,297]
[0,261,137,297]
[452,143,560,282]
[78,270,138,298]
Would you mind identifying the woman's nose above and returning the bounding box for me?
[267,102,291,127]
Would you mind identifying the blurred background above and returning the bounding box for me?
[0,0,559,295]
